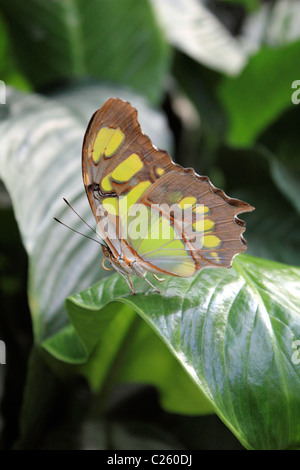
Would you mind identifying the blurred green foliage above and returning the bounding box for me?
[0,0,300,450]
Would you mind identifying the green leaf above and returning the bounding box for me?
[0,12,31,91]
[76,304,212,415]
[270,161,300,216]
[213,143,300,265]
[150,0,246,75]
[16,347,60,449]
[260,107,300,171]
[0,0,170,102]
[240,187,300,266]
[218,40,300,147]
[64,254,300,450]
[0,13,7,63]
[223,0,260,13]
[262,114,300,215]
[174,54,226,140]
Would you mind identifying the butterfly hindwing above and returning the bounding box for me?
[133,170,252,276]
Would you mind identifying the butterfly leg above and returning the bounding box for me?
[130,262,161,294]
[127,275,135,294]
[143,276,162,294]
[152,274,165,282]
[128,261,161,294]
[112,262,136,294]
[120,273,136,294]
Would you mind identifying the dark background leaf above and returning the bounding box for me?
[218,40,300,147]
[0,0,170,103]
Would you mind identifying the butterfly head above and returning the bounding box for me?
[102,244,112,260]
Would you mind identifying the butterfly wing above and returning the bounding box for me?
[125,170,253,277]
[82,98,254,276]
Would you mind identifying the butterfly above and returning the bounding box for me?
[82,98,254,294]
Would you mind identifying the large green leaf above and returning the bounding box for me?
[0,84,212,416]
[150,0,246,75]
[64,255,300,450]
[0,0,170,102]
[218,40,300,147]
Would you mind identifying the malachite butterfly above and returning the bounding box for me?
[82,98,254,293]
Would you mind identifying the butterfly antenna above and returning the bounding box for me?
[53,217,103,246]
[63,198,98,236]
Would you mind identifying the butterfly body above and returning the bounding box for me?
[102,237,169,293]
[82,98,254,293]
